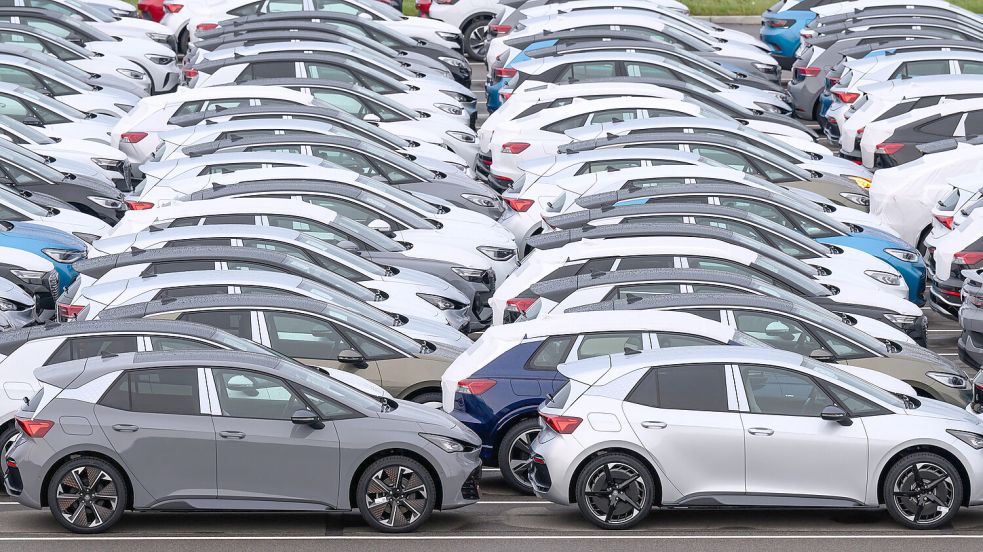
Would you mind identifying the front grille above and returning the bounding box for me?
[461,466,481,500]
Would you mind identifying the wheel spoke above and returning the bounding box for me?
[68,503,88,526]
[369,474,393,495]
[913,502,925,522]
[616,474,640,491]
[602,464,613,487]
[922,475,948,491]
[620,494,642,511]
[604,497,618,522]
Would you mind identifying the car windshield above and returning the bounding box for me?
[212,329,294,360]
[0,115,54,144]
[333,215,406,252]
[276,356,384,411]
[26,54,94,85]
[801,356,906,408]
[0,185,49,216]
[297,280,398,325]
[295,232,386,276]
[0,144,67,182]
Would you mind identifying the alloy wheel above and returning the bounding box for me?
[468,25,488,58]
[506,427,539,490]
[582,462,647,525]
[55,466,119,529]
[364,465,429,528]
[891,461,955,525]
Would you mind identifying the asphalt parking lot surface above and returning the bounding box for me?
[0,23,976,552]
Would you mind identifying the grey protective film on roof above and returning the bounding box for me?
[0,318,237,357]
[503,29,656,49]
[524,39,681,59]
[837,37,980,59]
[97,293,339,321]
[169,104,353,127]
[528,267,774,301]
[815,7,983,28]
[526,222,819,277]
[542,203,826,254]
[187,179,362,201]
[805,28,957,49]
[193,52,399,84]
[182,132,368,157]
[916,135,983,155]
[559,132,771,156]
[195,12,387,35]
[196,30,386,54]
[815,19,983,38]
[241,78,417,115]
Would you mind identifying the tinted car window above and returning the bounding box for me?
[656,333,721,347]
[627,364,729,411]
[575,159,645,175]
[99,368,200,415]
[265,311,351,359]
[740,364,834,417]
[556,61,616,82]
[608,283,680,300]
[959,60,983,75]
[177,310,252,339]
[45,335,139,365]
[617,256,675,270]
[825,383,887,416]
[149,336,218,351]
[918,113,961,137]
[527,335,575,371]
[576,332,643,358]
[891,59,950,79]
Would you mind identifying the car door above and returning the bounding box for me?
[259,310,385,389]
[93,367,217,501]
[737,363,869,503]
[621,363,746,499]
[207,367,344,506]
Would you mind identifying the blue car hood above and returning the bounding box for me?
[0,220,86,253]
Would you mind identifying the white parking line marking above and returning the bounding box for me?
[928,329,962,332]
[478,501,548,504]
[2,535,983,541]
[940,353,959,356]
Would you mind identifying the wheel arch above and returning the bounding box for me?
[876,444,972,507]
[461,12,496,31]
[566,445,663,505]
[347,448,444,510]
[490,406,540,460]
[40,450,135,510]
[399,381,442,402]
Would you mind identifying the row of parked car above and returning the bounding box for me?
[1,0,983,538]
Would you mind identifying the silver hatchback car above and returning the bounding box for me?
[4,351,481,533]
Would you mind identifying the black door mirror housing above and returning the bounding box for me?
[291,408,324,429]
[820,405,852,426]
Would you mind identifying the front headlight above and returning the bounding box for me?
[10,269,46,285]
[884,313,918,328]
[72,232,100,244]
[461,193,500,208]
[848,176,872,189]
[435,31,461,41]
[437,56,468,70]
[420,433,476,453]
[116,68,146,80]
[87,196,124,209]
[753,101,782,114]
[43,248,85,264]
[451,266,489,282]
[0,298,17,311]
[144,54,174,65]
[112,104,133,113]
[884,248,919,263]
[864,270,900,286]
[839,192,870,207]
[446,130,476,143]
[440,90,473,103]
[145,32,171,43]
[477,245,516,261]
[927,371,969,389]
[753,62,778,73]
[948,429,983,449]
[416,293,461,310]
[434,103,463,116]
[91,157,121,171]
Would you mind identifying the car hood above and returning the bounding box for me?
[379,397,461,430]
[0,220,87,252]
[907,397,982,425]
[0,275,33,304]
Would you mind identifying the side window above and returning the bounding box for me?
[785,210,836,238]
[655,333,721,347]
[228,0,263,15]
[0,66,42,88]
[739,364,834,417]
[824,383,887,416]
[811,327,870,360]
[247,144,303,155]
[687,257,765,281]
[918,114,962,137]
[337,326,401,360]
[965,110,983,135]
[149,336,219,351]
[311,90,369,118]
[265,311,351,360]
[717,198,793,228]
[692,216,766,243]
[527,335,575,370]
[302,196,397,228]
[0,93,31,121]
[690,145,758,174]
[266,215,358,246]
[607,283,680,301]
[172,100,204,118]
[249,62,295,79]
[265,0,304,11]
[625,63,672,79]
[176,310,252,339]
[198,162,267,175]
[296,385,356,419]
[306,63,358,83]
[556,61,616,82]
[312,0,366,15]
[143,260,216,276]
[891,59,950,79]
[98,368,200,415]
[154,285,230,300]
[960,60,983,75]
[201,214,257,225]
[576,159,644,175]
[626,364,729,411]
[576,332,643,359]
[212,368,307,420]
[588,109,638,125]
[541,114,588,133]
[0,203,28,220]
[616,256,675,270]
[45,335,140,365]
[733,311,820,356]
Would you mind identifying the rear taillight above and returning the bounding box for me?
[124,199,153,210]
[540,413,582,434]
[164,3,183,12]
[489,24,511,35]
[57,303,84,320]
[833,91,860,103]
[416,0,431,16]
[506,297,536,313]
[800,29,816,39]
[183,67,198,79]
[825,76,840,86]
[501,142,530,154]
[457,379,496,395]
[196,22,218,31]
[875,143,904,155]
[766,18,794,28]
[955,251,983,267]
[794,66,821,78]
[935,214,954,230]
[120,131,147,144]
[503,197,534,211]
[16,418,53,438]
[495,67,517,78]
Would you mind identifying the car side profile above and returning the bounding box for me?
[5,350,481,533]
[530,346,983,529]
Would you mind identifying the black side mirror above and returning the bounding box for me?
[291,408,324,429]
[21,116,42,127]
[338,349,368,369]
[820,405,852,426]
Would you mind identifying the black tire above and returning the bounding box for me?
[0,424,17,495]
[178,28,189,55]
[575,453,654,530]
[883,452,962,530]
[46,456,127,534]
[356,455,436,533]
[497,418,539,494]
[462,17,490,61]
[409,391,443,409]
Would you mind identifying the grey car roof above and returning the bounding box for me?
[169,103,356,127]
[192,52,399,83]
[806,27,958,48]
[36,350,291,390]
[529,267,776,301]
[239,78,417,115]
[559,132,790,161]
[815,19,983,38]
[0,318,241,357]
[838,38,983,59]
[504,29,658,48]
[180,134,412,171]
[98,293,349,321]
[195,30,382,53]
[186,179,372,202]
[815,6,983,26]
[543,203,826,255]
[526,222,818,277]
[566,292,806,315]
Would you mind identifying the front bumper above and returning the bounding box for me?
[439,447,482,510]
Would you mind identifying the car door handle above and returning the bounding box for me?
[219,431,246,440]
[112,424,139,433]
[640,421,667,429]
[747,427,774,436]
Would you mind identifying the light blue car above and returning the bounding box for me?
[760,0,819,69]
[485,40,550,112]
[0,220,86,295]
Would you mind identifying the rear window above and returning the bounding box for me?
[21,388,43,413]
[545,381,571,408]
